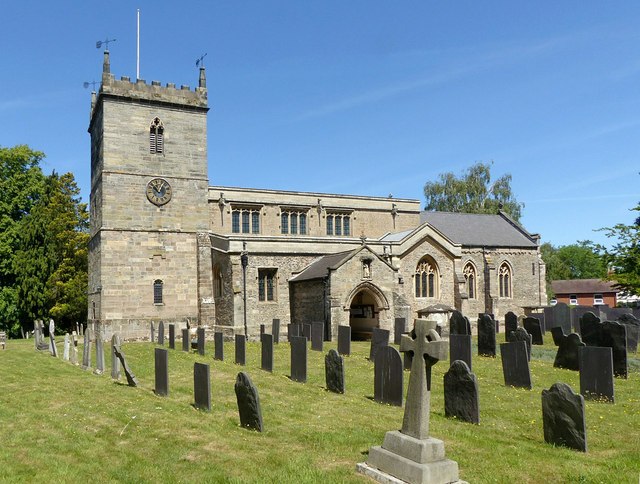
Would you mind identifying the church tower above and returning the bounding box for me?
[88,50,210,338]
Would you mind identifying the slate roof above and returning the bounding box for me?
[289,250,355,282]
[420,211,538,248]
[551,279,617,295]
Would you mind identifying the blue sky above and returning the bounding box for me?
[1,1,638,247]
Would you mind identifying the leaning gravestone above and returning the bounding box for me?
[554,333,586,371]
[550,326,566,347]
[197,327,205,356]
[193,362,211,411]
[311,322,323,351]
[374,346,403,407]
[541,383,587,452]
[337,325,351,356]
[449,310,470,335]
[579,346,614,402]
[500,341,532,389]
[359,319,460,483]
[214,331,224,361]
[49,319,57,357]
[168,324,175,350]
[95,325,105,375]
[290,336,307,383]
[154,348,169,397]
[235,372,263,431]
[261,333,273,372]
[449,334,472,370]
[158,321,165,345]
[580,311,601,346]
[478,313,496,357]
[113,345,138,387]
[369,327,390,361]
[504,311,518,341]
[394,317,406,345]
[507,327,532,361]
[235,334,246,366]
[272,319,280,344]
[111,333,121,380]
[325,349,345,394]
[444,360,479,424]
[524,317,544,345]
[82,328,92,370]
[601,321,627,379]
[63,333,70,361]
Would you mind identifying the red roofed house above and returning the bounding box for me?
[550,279,617,307]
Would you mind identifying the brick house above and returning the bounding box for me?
[550,279,617,307]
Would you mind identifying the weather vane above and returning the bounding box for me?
[83,80,99,90]
[196,53,207,68]
[96,37,117,50]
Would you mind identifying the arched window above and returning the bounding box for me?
[463,262,476,299]
[213,265,223,298]
[150,117,164,154]
[499,262,512,298]
[415,256,438,298]
[153,279,163,304]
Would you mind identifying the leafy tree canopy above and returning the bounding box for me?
[540,241,607,297]
[423,161,524,221]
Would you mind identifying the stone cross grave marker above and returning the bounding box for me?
[579,346,614,402]
[63,333,70,361]
[168,324,175,350]
[374,346,403,407]
[311,322,324,351]
[111,333,121,380]
[272,319,280,344]
[290,336,307,383]
[182,328,189,352]
[261,333,274,372]
[337,325,351,356]
[369,327,389,361]
[214,331,224,361]
[154,348,169,397]
[193,362,211,411]
[235,334,246,366]
[113,345,138,387]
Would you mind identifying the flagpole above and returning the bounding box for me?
[136,9,140,80]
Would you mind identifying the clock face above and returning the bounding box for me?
[146,178,172,206]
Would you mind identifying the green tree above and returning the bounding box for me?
[541,241,607,282]
[423,161,524,221]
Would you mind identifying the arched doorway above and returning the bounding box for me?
[349,289,378,340]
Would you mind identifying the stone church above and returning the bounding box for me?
[88,51,547,340]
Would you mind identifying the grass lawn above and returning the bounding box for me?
[0,336,638,483]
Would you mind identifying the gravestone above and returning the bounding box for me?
[549,303,572,333]
[260,324,265,340]
[325,349,345,394]
[602,307,632,321]
[554,333,585,371]
[617,313,639,353]
[193,362,211,411]
[111,333,121,380]
[235,372,263,431]
[235,334,246,366]
[550,326,565,346]
[374,346,403,407]
[523,317,544,345]
[49,319,57,357]
[504,311,518,340]
[150,322,155,342]
[154,348,169,396]
[70,332,79,365]
[182,328,190,352]
[168,324,175,350]
[302,323,311,341]
[541,383,587,452]
[214,331,224,361]
[579,311,601,346]
[158,321,165,345]
[449,334,472,370]
[63,334,70,361]
[261,333,273,372]
[449,310,470,335]
[359,319,459,484]
[507,327,532,361]
[337,325,351,356]
[290,336,307,383]
[369,327,390,361]
[477,313,496,357]
[403,351,412,371]
[82,328,92,370]
[500,341,532,389]
[601,321,627,379]
[197,327,205,356]
[272,319,280,344]
[394,318,406,345]
[311,322,323,351]
[579,346,614,402]
[288,323,301,341]
[113,345,138,387]
[572,306,597,334]
[444,360,479,424]
[95,325,105,375]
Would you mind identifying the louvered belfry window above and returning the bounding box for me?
[150,117,164,154]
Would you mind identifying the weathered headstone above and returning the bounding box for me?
[500,341,532,389]
[449,310,470,335]
[550,326,565,346]
[214,331,224,361]
[549,302,572,333]
[302,323,311,341]
[48,319,57,357]
[579,346,614,402]
[261,333,273,372]
[369,327,390,361]
[507,327,532,361]
[374,346,403,406]
[554,333,585,371]
[523,317,544,345]
[449,334,472,370]
[572,306,597,334]
[197,327,205,356]
[541,383,587,452]
[601,321,627,379]
[617,313,639,353]
[477,313,496,357]
[154,348,169,397]
[193,362,211,411]
[288,323,301,341]
[111,333,121,380]
[311,322,323,351]
[325,349,345,394]
[70,331,79,365]
[82,328,92,370]
[113,345,138,386]
[157,321,165,345]
[337,325,351,356]
[235,334,246,366]
[168,324,175,350]
[182,328,190,352]
[444,360,479,424]
[360,319,459,483]
[235,372,263,431]
[579,311,601,346]
[95,325,105,375]
[290,336,307,383]
[530,312,546,334]
[394,317,406,345]
[272,319,280,344]
[150,321,155,342]
[63,333,70,361]
[504,311,518,340]
[602,307,632,321]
